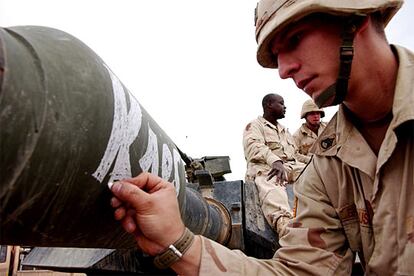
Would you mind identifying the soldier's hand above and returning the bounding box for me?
[267,160,287,185]
[109,172,185,256]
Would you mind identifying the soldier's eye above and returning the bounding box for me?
[287,32,303,48]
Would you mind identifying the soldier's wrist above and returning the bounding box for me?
[272,159,283,165]
[153,227,195,269]
[170,235,202,276]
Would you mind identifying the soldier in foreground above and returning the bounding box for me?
[243,93,305,235]
[293,99,327,163]
[110,0,414,275]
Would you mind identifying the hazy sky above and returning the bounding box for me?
[1,1,413,181]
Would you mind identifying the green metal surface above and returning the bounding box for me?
[0,26,187,248]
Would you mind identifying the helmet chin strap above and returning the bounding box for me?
[314,16,365,108]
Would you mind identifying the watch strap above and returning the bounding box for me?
[153,227,195,269]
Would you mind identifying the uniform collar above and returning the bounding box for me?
[300,123,311,135]
[377,45,414,171]
[300,122,325,137]
[389,45,414,129]
[258,116,285,132]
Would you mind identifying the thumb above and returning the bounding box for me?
[111,181,147,210]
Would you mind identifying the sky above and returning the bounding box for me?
[1,0,413,181]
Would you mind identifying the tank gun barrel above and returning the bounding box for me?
[0,26,230,248]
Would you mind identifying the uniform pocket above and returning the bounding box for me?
[301,143,313,155]
[266,141,282,150]
[398,242,414,275]
[398,216,414,275]
[337,204,362,252]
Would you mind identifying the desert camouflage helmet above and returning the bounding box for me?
[301,99,325,119]
[254,0,404,68]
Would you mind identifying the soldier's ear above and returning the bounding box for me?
[355,15,370,35]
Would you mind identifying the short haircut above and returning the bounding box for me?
[262,93,278,110]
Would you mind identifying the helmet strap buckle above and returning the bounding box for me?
[316,15,366,107]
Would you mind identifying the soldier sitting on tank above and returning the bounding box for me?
[242,93,306,235]
[293,99,327,163]
[109,0,414,275]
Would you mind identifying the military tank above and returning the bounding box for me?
[0,26,278,275]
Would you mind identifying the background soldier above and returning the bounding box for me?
[109,0,413,275]
[243,93,305,234]
[293,99,327,163]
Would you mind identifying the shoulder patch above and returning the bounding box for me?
[245,123,251,131]
[320,135,335,150]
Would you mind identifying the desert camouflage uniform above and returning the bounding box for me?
[198,45,414,275]
[293,122,327,163]
[243,116,306,227]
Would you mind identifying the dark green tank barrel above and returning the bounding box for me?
[0,26,230,248]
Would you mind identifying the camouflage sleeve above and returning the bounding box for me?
[293,129,300,146]
[276,159,354,274]
[295,149,311,164]
[293,129,311,164]
[243,121,281,166]
[295,151,311,164]
[198,160,354,276]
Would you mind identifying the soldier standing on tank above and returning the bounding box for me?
[243,93,305,235]
[109,0,414,275]
[293,99,327,163]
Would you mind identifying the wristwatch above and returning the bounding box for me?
[153,227,195,269]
